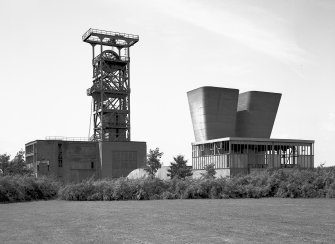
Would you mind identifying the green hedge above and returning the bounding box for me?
[0,175,60,203]
[59,167,335,200]
[2,168,334,202]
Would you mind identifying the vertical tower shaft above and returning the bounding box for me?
[82,29,139,141]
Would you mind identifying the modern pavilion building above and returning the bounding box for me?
[188,86,314,177]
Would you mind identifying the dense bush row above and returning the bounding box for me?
[59,167,335,200]
[0,175,60,203]
[2,167,334,202]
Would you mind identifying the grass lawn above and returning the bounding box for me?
[0,199,334,244]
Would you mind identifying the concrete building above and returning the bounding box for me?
[25,29,147,183]
[188,86,314,176]
[25,139,146,182]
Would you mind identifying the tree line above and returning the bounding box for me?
[0,147,227,180]
[0,150,33,176]
[144,147,214,179]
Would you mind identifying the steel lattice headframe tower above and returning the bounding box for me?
[82,29,139,141]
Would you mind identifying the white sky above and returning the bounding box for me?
[0,0,334,166]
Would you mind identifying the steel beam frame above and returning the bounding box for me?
[83,29,138,141]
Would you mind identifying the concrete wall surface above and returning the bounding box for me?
[63,141,99,183]
[236,91,281,138]
[187,86,239,142]
[25,140,99,183]
[26,140,147,182]
[34,141,57,177]
[99,141,147,178]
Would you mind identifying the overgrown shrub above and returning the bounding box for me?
[161,191,176,199]
[201,163,216,179]
[56,166,335,201]
[0,175,60,203]
[326,182,335,198]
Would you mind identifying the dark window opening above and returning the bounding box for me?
[58,160,63,168]
[91,162,94,169]
[47,165,50,171]
[58,143,63,161]
[115,114,119,125]
[37,165,40,171]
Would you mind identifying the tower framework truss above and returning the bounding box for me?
[83,29,139,141]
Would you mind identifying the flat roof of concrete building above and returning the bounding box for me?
[25,138,147,146]
[192,137,315,145]
[25,139,94,146]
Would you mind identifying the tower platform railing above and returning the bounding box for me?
[45,136,91,142]
[82,28,139,41]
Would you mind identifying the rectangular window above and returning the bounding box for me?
[58,144,63,164]
[91,161,94,169]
